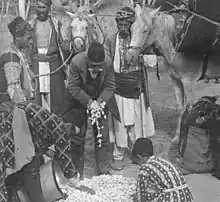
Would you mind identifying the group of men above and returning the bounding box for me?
[0,0,156,201]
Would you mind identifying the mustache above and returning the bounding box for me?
[37,12,46,15]
[36,11,48,17]
[119,30,130,38]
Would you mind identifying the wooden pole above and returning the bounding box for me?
[19,0,26,19]
[84,0,90,6]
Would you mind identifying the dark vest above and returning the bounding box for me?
[84,70,101,100]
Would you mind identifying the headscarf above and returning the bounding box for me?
[8,17,33,38]
[37,0,52,7]
[115,6,135,24]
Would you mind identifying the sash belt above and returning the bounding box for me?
[163,183,189,193]
[115,70,145,99]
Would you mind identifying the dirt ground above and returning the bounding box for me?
[1,30,220,202]
[83,71,220,202]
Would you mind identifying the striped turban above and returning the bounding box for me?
[37,0,52,7]
[115,6,135,23]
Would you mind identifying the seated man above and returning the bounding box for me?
[169,96,220,179]
[132,138,193,202]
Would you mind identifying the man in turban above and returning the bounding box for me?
[29,0,73,115]
[105,6,155,171]
[66,42,120,177]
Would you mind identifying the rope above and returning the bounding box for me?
[32,50,74,78]
[167,2,220,27]
[0,50,73,96]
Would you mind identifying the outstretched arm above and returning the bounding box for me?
[97,58,116,104]
[54,125,78,179]
[67,63,92,107]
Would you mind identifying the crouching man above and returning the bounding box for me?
[66,42,120,177]
[0,101,81,202]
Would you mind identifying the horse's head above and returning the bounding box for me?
[66,11,99,53]
[66,8,106,53]
[126,4,176,66]
[126,4,160,65]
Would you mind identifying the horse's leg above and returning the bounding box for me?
[168,69,186,143]
[156,41,186,142]
[185,79,195,106]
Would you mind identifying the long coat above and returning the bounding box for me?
[64,51,120,126]
[30,16,70,115]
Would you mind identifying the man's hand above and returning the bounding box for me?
[75,126,80,134]
[90,100,99,110]
[87,100,100,110]
[138,55,145,66]
[67,173,80,188]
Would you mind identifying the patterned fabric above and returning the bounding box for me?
[134,156,193,202]
[119,36,130,72]
[1,44,35,103]
[4,62,26,103]
[0,101,77,202]
[115,7,135,23]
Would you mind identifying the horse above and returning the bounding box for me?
[126,4,220,143]
[66,7,105,53]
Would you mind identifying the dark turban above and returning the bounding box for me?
[8,17,33,38]
[87,42,105,65]
[115,6,135,23]
[37,0,52,7]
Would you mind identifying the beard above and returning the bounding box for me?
[36,11,49,21]
[118,30,130,39]
[21,43,33,64]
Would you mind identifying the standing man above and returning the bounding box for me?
[30,0,72,115]
[105,6,155,171]
[0,17,80,202]
[0,16,34,104]
[67,42,120,177]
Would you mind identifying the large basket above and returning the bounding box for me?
[12,159,66,202]
[40,160,67,202]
